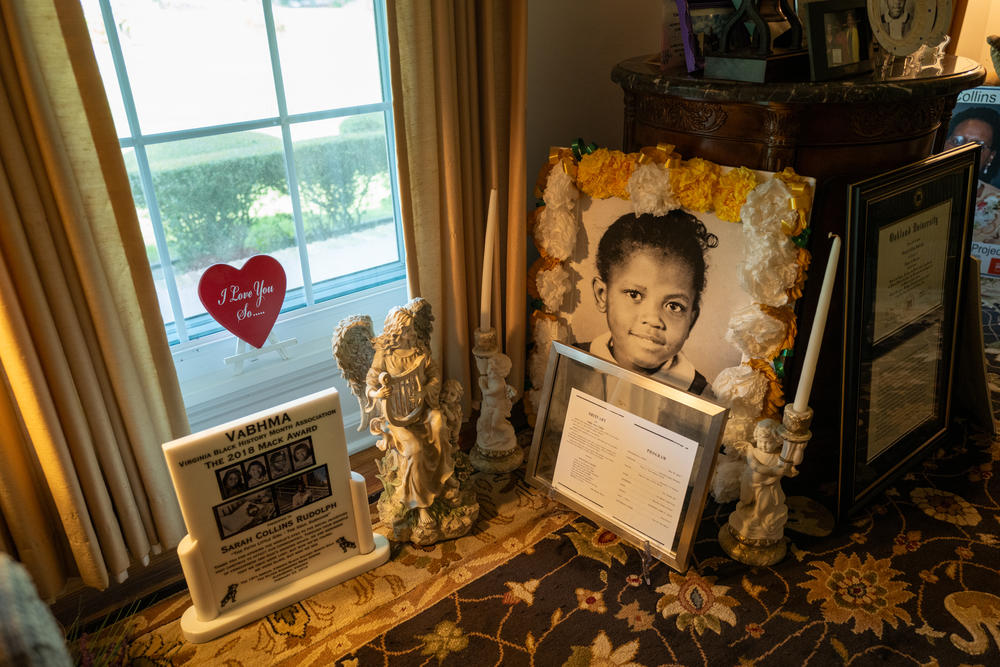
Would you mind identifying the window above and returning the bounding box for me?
[83,0,406,450]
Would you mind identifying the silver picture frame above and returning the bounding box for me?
[525,342,728,571]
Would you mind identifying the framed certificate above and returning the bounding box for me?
[525,342,728,572]
[840,145,977,517]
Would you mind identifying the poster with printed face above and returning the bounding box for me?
[163,388,359,616]
[946,86,1000,277]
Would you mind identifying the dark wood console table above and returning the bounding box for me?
[612,55,986,510]
[612,54,985,180]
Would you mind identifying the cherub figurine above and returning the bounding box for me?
[471,330,522,472]
[333,298,478,545]
[477,354,516,443]
[729,419,789,543]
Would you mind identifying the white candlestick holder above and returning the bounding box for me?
[718,404,813,566]
[471,327,523,473]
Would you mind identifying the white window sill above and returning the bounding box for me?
[173,279,407,454]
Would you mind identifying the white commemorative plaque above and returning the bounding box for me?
[163,387,389,642]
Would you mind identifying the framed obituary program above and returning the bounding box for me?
[525,342,727,572]
[840,145,977,517]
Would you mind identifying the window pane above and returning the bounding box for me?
[109,0,277,135]
[80,0,130,136]
[121,147,175,326]
[291,114,399,285]
[273,0,383,115]
[146,131,303,323]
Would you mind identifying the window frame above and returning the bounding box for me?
[91,0,406,449]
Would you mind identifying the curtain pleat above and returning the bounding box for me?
[0,333,71,599]
[0,0,188,599]
[387,0,528,404]
[503,0,528,395]
[23,0,186,549]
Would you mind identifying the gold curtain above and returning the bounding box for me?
[386,0,528,403]
[0,0,188,599]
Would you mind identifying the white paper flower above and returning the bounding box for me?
[525,313,568,419]
[528,315,569,388]
[713,365,768,420]
[536,264,570,313]
[627,163,679,216]
[721,416,757,448]
[528,347,549,388]
[543,166,580,210]
[534,206,578,261]
[524,387,541,416]
[741,177,798,239]
[738,180,802,306]
[724,305,786,360]
[738,264,798,307]
[533,314,569,347]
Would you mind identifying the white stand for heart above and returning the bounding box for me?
[225,333,298,375]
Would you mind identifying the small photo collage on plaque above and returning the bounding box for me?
[211,436,331,540]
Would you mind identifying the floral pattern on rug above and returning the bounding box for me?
[122,472,574,665]
[342,431,1000,666]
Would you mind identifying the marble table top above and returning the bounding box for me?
[612,54,987,105]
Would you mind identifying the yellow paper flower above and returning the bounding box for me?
[774,166,809,190]
[713,166,759,222]
[787,246,811,300]
[775,167,813,235]
[577,148,638,199]
[669,158,720,212]
[533,147,577,200]
[758,303,797,353]
[746,358,785,420]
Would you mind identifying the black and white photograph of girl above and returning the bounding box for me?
[290,438,315,470]
[217,464,247,499]
[244,456,269,488]
[565,197,751,397]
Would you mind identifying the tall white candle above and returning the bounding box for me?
[793,233,841,413]
[479,189,498,332]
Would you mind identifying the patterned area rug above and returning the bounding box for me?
[121,471,575,664]
[342,432,1000,666]
[120,431,999,665]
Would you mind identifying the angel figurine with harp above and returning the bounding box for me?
[333,298,478,545]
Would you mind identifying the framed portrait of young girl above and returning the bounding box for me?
[562,197,748,399]
[526,145,816,452]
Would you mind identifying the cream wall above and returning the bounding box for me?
[525,0,662,199]
[953,0,1000,83]
[525,1,1000,196]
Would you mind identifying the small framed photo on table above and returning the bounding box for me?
[675,0,737,72]
[525,342,727,572]
[799,0,874,81]
[840,145,978,517]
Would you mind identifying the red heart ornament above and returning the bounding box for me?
[198,255,286,348]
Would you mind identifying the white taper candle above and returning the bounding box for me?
[479,188,498,331]
[792,233,841,413]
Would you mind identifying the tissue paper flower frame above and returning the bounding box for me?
[526,145,813,433]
